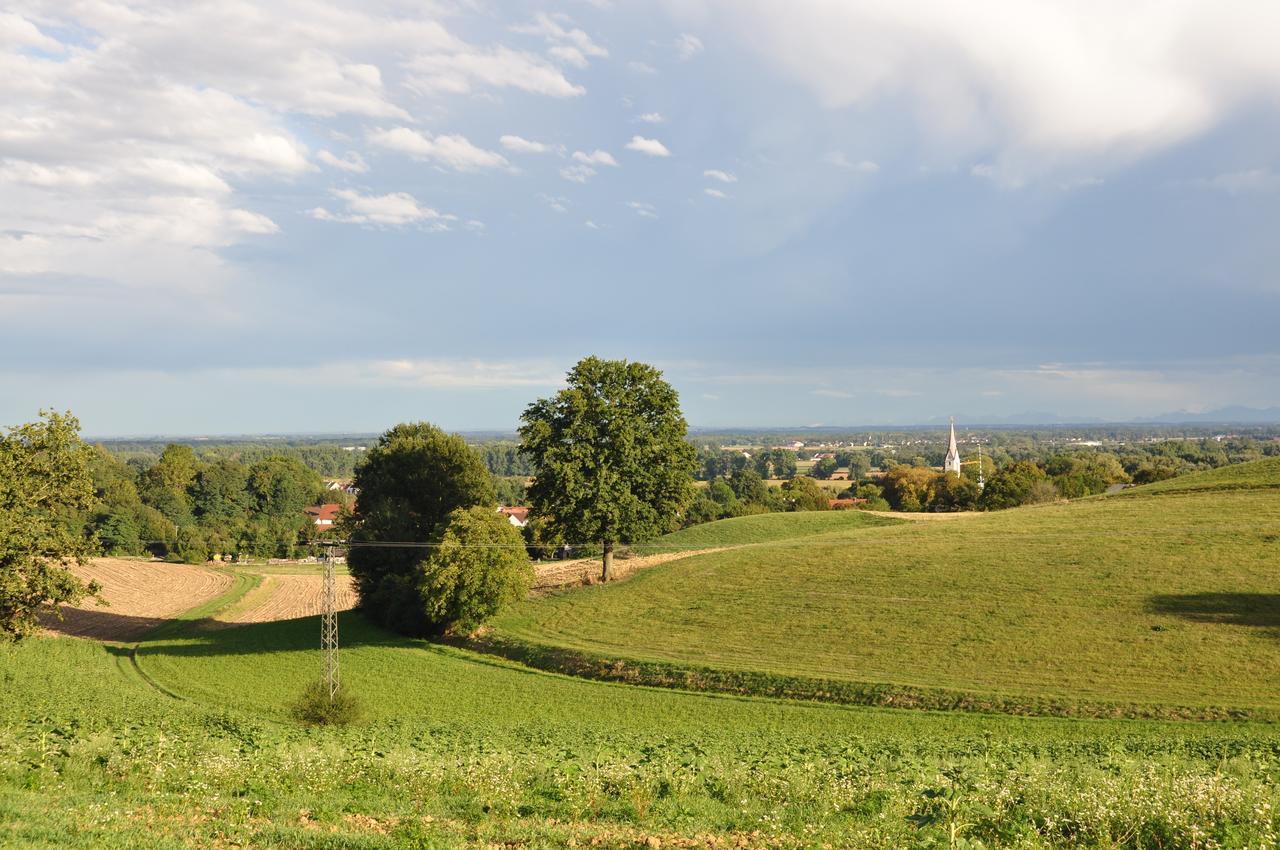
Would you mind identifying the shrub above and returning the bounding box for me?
[415,507,534,636]
[780,476,829,511]
[290,679,364,726]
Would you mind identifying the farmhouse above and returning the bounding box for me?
[498,506,530,528]
[304,503,342,527]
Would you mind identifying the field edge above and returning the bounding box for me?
[464,630,1274,723]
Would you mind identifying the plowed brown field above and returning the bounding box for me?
[214,574,358,625]
[42,558,234,641]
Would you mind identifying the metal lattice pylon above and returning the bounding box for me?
[321,544,340,700]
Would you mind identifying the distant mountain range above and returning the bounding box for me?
[1142,406,1280,424]
[920,407,1280,426]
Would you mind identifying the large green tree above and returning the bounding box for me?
[0,411,100,640]
[346,422,495,623]
[519,357,696,581]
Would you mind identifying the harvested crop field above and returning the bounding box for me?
[533,548,726,591]
[214,574,358,625]
[42,558,234,641]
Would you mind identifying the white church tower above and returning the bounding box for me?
[943,417,962,474]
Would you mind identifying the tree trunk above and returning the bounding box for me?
[601,541,614,582]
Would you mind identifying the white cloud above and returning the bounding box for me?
[317,149,369,173]
[824,153,880,173]
[703,169,737,183]
[674,33,704,60]
[572,149,619,167]
[549,45,590,68]
[585,219,601,229]
[403,46,585,98]
[0,2,583,298]
[970,163,997,179]
[512,13,608,61]
[227,209,281,235]
[560,164,597,183]
[501,135,557,154]
[308,188,457,229]
[250,358,565,389]
[625,136,671,157]
[1195,169,1280,194]
[685,1,1280,168]
[539,194,570,213]
[0,12,63,52]
[369,127,509,172]
[627,201,658,218]
[628,61,658,74]
[637,112,665,124]
[704,188,727,199]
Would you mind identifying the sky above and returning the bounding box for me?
[2,0,1279,436]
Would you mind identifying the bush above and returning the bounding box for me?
[290,680,364,726]
[415,507,534,636]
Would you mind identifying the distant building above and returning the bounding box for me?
[497,506,530,528]
[944,418,962,474]
[305,503,342,527]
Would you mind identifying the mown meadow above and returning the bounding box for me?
[495,459,1280,718]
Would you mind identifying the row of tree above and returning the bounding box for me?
[69,444,329,562]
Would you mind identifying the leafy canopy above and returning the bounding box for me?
[519,357,697,552]
[0,411,100,640]
[415,507,533,635]
[346,422,496,628]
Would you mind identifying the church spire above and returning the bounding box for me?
[944,416,962,474]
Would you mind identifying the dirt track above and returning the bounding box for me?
[533,548,727,591]
[213,574,358,625]
[42,559,234,641]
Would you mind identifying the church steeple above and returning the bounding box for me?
[944,417,962,474]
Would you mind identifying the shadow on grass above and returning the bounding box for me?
[1148,593,1280,630]
[98,610,414,660]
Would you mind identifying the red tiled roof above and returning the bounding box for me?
[305,503,342,523]
[498,506,530,522]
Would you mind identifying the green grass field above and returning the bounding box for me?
[5,613,1280,848]
[4,458,1280,847]
[495,459,1280,716]
[636,509,900,551]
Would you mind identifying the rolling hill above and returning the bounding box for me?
[492,458,1280,717]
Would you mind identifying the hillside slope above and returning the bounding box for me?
[638,509,901,551]
[494,460,1280,715]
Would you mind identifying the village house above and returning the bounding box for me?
[304,503,342,527]
[497,506,530,528]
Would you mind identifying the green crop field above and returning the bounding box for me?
[495,459,1280,717]
[3,458,1280,848]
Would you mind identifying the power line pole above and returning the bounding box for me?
[321,543,340,700]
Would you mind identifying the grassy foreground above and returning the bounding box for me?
[494,460,1280,717]
[4,617,1280,848]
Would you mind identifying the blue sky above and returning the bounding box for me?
[2,1,1279,435]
